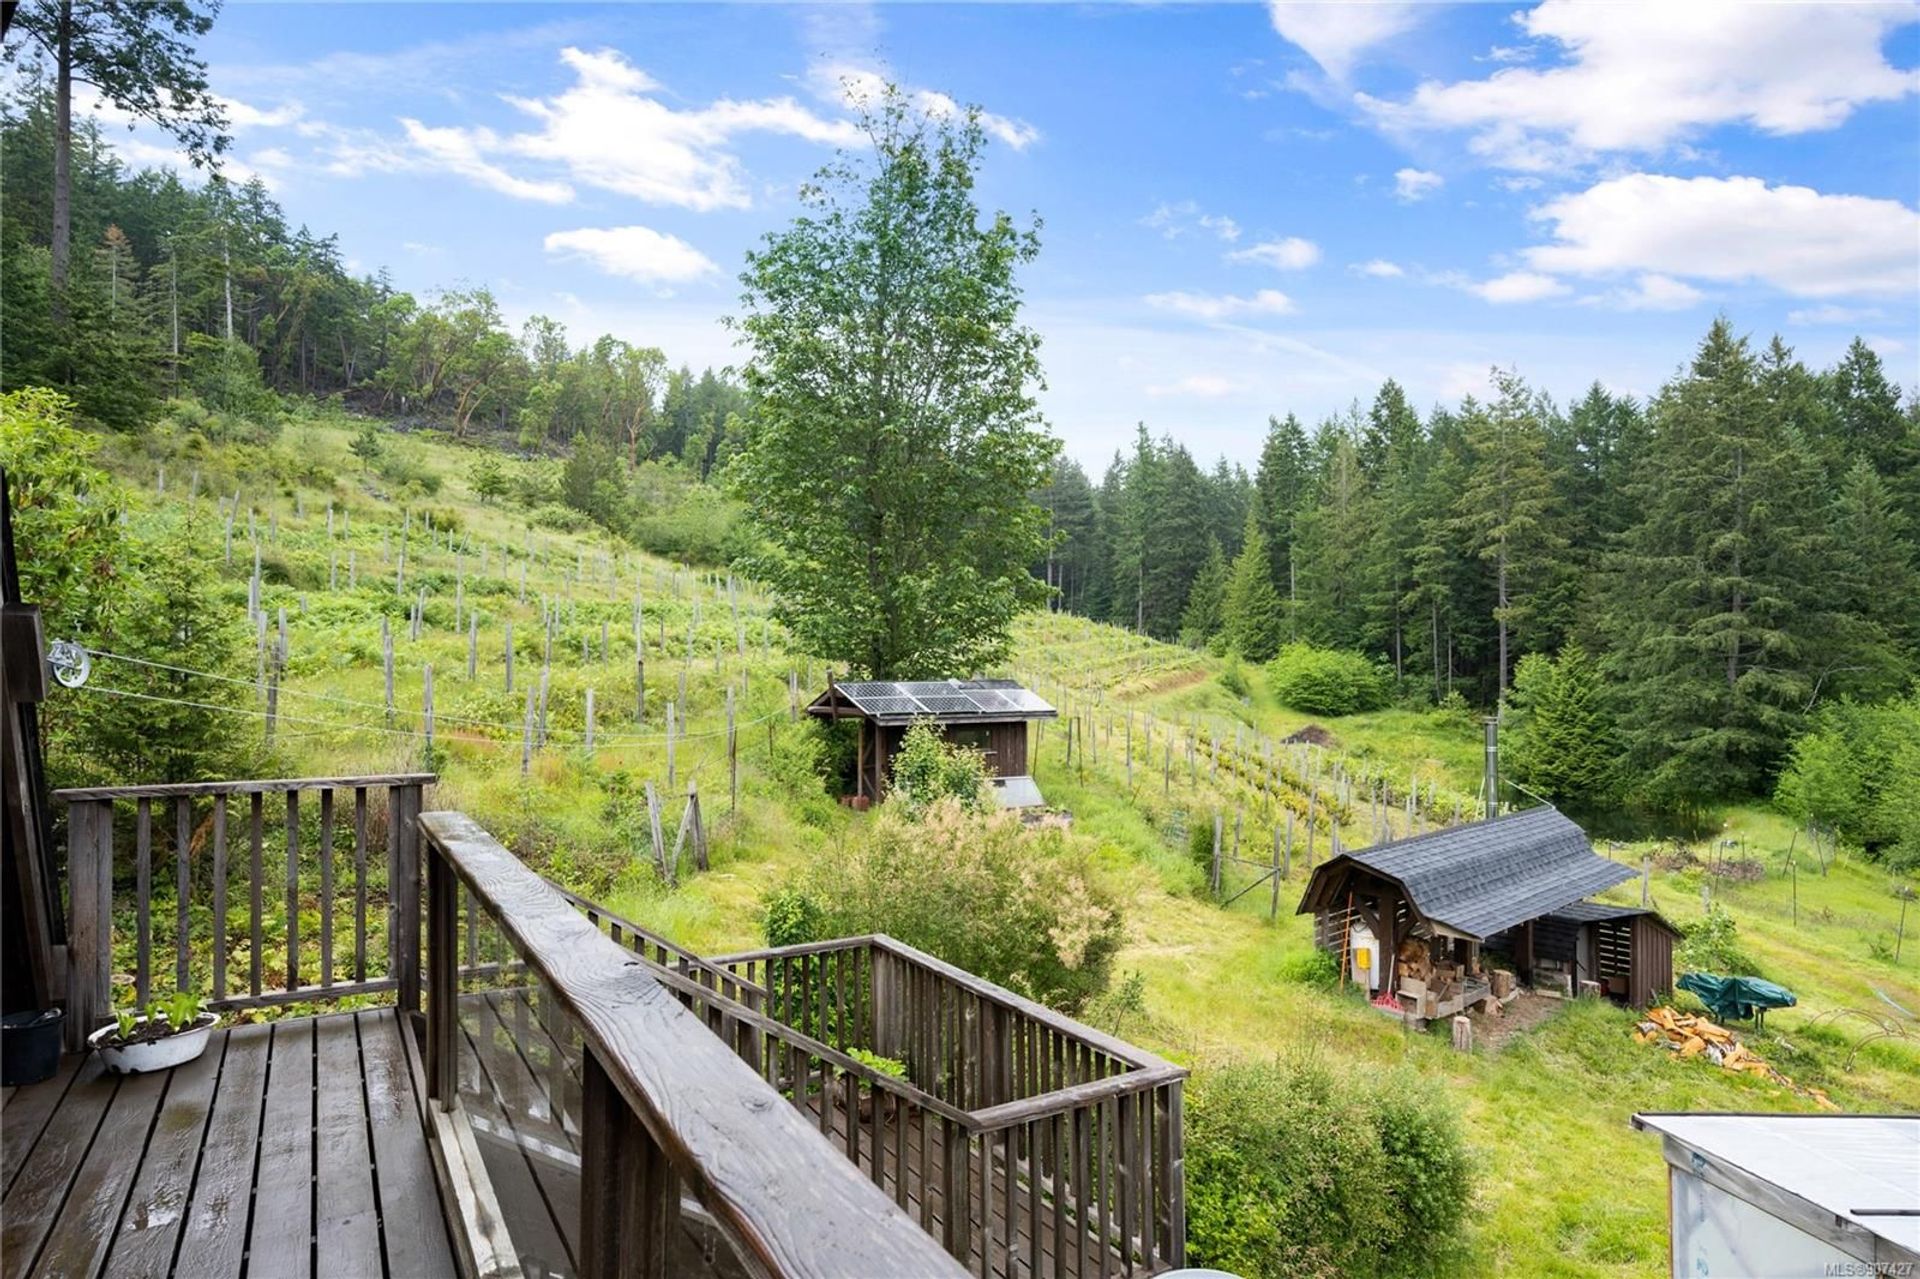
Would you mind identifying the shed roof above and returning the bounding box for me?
[1549,900,1681,934]
[806,679,1057,726]
[1296,806,1635,941]
[1632,1113,1920,1258]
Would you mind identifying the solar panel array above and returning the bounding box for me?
[825,679,1057,721]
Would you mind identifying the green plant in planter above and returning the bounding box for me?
[109,990,205,1044]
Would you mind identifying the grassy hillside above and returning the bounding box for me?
[63,415,1920,1279]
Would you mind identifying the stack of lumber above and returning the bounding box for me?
[1633,1007,1837,1110]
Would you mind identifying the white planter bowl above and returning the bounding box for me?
[88,1012,218,1073]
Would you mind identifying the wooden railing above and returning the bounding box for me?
[713,936,1190,1277]
[420,810,965,1279]
[55,774,432,1050]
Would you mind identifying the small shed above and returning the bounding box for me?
[1296,806,1640,1012]
[1632,1113,1920,1276]
[1535,900,1679,1007]
[805,678,1056,806]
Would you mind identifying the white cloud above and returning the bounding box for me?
[1359,0,1920,171]
[1590,273,1704,312]
[1787,304,1887,327]
[813,63,1040,151]
[1145,374,1239,399]
[1469,271,1571,304]
[1394,168,1443,202]
[1144,289,1297,321]
[1354,259,1405,278]
[401,119,574,204]
[1226,236,1321,270]
[381,47,862,211]
[219,96,305,130]
[542,225,719,287]
[1142,201,1240,242]
[1523,174,1920,298]
[1267,2,1425,80]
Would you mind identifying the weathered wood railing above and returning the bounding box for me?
[55,774,432,1050]
[420,810,966,1279]
[714,937,1189,1277]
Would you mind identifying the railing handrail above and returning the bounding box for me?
[545,880,773,1006]
[55,773,437,801]
[716,933,1188,1077]
[967,1063,1188,1134]
[419,810,966,1279]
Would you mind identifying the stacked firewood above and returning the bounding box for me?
[1633,1007,1837,1110]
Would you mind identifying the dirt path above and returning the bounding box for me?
[1466,990,1567,1051]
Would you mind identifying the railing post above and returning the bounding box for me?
[426,843,457,1108]
[581,1049,677,1279]
[390,781,423,1017]
[65,799,113,1051]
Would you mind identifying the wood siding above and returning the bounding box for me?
[1631,915,1676,1008]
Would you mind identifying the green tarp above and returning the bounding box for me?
[1677,972,1797,1023]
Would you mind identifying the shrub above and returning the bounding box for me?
[1218,655,1249,698]
[1274,947,1338,987]
[763,886,824,948]
[1267,643,1391,716]
[1186,1054,1475,1279]
[801,798,1123,1010]
[532,503,593,533]
[1678,901,1747,974]
[889,719,989,815]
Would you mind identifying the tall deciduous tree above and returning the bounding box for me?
[5,1,228,323]
[733,88,1056,677]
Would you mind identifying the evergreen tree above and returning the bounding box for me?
[1506,642,1618,811]
[1254,412,1309,607]
[1451,369,1563,698]
[1603,320,1825,808]
[1291,424,1370,648]
[1223,515,1286,662]
[1360,380,1428,682]
[1180,538,1229,651]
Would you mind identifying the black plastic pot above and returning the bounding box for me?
[1,1008,65,1085]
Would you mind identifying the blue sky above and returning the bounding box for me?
[106,2,1920,468]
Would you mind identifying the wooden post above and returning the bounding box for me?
[727,687,738,815]
[504,622,515,693]
[426,841,456,1107]
[522,686,535,776]
[1210,813,1222,896]
[265,665,279,748]
[468,615,478,680]
[389,782,423,1016]
[581,1050,678,1279]
[645,782,669,884]
[1451,1016,1473,1053]
[667,702,677,788]
[65,800,113,1050]
[381,619,394,719]
[585,688,596,753]
[1641,856,1651,907]
[1269,827,1282,921]
[636,654,646,723]
[538,668,550,747]
[423,664,435,764]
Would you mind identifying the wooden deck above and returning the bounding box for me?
[0,1008,454,1279]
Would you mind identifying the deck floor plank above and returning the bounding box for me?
[457,999,578,1277]
[100,1032,225,1279]
[172,1022,271,1279]
[313,1016,385,1279]
[0,1051,84,1196]
[246,1019,316,1279]
[1,1056,115,1279]
[356,1010,457,1279]
[30,1067,170,1279]
[4,1011,452,1279]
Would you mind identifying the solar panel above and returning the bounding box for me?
[912,694,980,715]
[967,690,1018,713]
[859,695,927,716]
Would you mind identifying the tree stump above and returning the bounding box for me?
[1451,1015,1474,1054]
